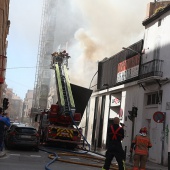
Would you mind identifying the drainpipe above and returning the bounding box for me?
[168,118,170,169]
[168,128,170,169]
[161,112,166,165]
[129,117,135,162]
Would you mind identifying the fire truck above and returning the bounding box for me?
[35,50,92,148]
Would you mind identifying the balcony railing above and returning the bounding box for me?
[139,59,163,79]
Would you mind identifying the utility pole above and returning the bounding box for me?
[128,106,138,162]
[129,117,135,162]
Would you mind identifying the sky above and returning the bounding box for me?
[6,0,151,100]
[6,0,43,100]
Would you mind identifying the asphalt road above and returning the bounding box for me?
[0,146,106,170]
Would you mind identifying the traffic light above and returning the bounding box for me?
[128,111,133,121]
[128,106,138,121]
[132,106,138,117]
[3,98,9,110]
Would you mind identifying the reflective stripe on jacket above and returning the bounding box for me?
[110,125,122,140]
[132,135,152,155]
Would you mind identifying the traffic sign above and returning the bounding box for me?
[153,111,165,123]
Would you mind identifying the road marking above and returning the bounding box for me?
[9,154,20,156]
[30,155,41,157]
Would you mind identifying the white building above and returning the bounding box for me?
[86,1,170,166]
[22,90,33,124]
[142,1,170,165]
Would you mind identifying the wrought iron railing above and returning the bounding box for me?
[139,59,163,79]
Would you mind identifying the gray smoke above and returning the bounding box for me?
[65,0,151,88]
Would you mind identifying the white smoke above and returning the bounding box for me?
[68,0,151,88]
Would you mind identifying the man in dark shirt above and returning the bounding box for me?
[102,117,125,170]
[0,108,10,151]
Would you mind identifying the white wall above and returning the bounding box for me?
[102,95,110,146]
[87,97,95,144]
[142,10,170,165]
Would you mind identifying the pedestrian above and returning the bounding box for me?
[102,117,125,170]
[130,127,152,170]
[0,108,10,152]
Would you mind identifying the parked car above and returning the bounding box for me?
[4,124,40,151]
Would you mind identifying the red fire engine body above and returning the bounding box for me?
[35,51,92,148]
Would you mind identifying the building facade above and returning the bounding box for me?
[10,95,23,122]
[86,1,170,166]
[0,0,10,105]
[22,90,33,124]
[6,88,23,122]
[32,0,83,116]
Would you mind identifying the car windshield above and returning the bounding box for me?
[15,128,37,134]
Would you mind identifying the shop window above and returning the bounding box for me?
[147,91,162,105]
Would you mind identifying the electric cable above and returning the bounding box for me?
[6,65,50,69]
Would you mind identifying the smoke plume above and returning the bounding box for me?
[68,0,151,88]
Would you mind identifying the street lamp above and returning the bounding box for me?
[89,71,98,89]
[85,71,98,139]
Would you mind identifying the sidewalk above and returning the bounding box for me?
[126,160,168,170]
[92,148,168,170]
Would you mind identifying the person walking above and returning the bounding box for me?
[0,108,10,152]
[102,117,125,170]
[130,127,152,170]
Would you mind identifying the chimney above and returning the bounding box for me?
[145,2,155,19]
[145,1,170,19]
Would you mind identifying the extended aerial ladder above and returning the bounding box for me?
[35,50,92,148]
[51,51,77,123]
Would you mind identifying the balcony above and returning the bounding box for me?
[139,59,163,80]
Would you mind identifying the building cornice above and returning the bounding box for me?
[91,81,138,97]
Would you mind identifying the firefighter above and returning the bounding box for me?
[102,117,125,170]
[130,127,152,170]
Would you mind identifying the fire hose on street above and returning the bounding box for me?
[40,111,130,170]
[47,151,119,169]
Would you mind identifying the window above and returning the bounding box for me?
[147,91,162,105]
[15,128,37,134]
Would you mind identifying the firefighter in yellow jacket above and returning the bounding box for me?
[130,127,152,170]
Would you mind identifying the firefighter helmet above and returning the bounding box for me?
[140,127,148,134]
